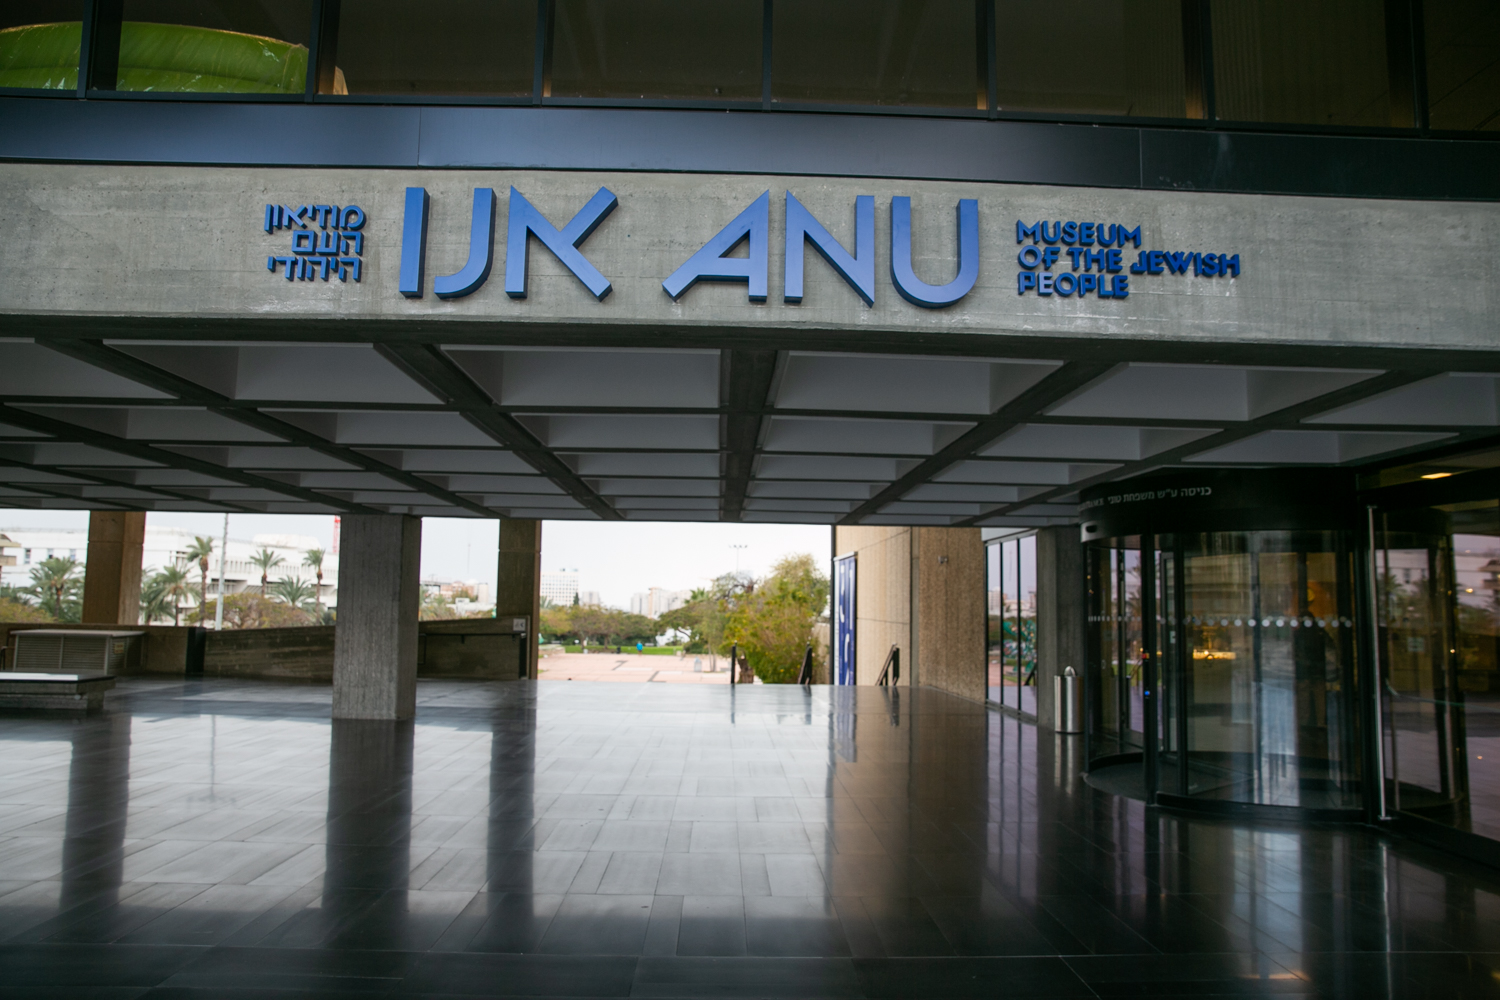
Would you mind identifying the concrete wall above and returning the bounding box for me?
[1,164,1496,355]
[205,626,336,681]
[834,525,985,702]
[0,622,194,675]
[1034,526,1087,729]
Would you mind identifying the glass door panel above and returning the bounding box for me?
[986,541,1002,704]
[1018,535,1037,716]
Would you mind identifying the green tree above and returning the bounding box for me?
[249,548,284,597]
[29,556,83,622]
[725,554,829,683]
[270,575,317,609]
[302,548,325,615]
[144,563,193,626]
[420,587,457,621]
[183,535,215,623]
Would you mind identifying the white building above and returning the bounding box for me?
[0,524,339,613]
[630,587,693,619]
[578,590,602,608]
[541,570,580,606]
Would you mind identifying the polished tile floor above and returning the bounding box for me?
[2,678,1499,998]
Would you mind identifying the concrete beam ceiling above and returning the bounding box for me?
[2,337,1497,525]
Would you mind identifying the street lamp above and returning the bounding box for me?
[730,544,748,574]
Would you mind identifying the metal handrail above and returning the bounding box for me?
[876,644,900,686]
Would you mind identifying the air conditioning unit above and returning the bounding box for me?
[10,630,143,676]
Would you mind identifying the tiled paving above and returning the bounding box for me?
[1,677,1498,997]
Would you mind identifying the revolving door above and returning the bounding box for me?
[1083,470,1367,816]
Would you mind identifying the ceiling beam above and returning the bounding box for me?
[719,349,780,522]
[374,343,623,520]
[837,361,1116,525]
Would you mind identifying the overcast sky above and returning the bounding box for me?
[0,511,830,610]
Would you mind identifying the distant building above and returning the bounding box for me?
[577,590,602,608]
[0,525,339,611]
[540,570,580,606]
[630,587,693,619]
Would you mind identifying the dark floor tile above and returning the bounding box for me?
[537,895,653,956]
[631,956,861,998]
[744,896,850,957]
[1036,894,1159,955]
[1289,951,1500,1000]
[921,894,1063,957]
[853,956,1093,998]
[459,892,565,954]
[675,895,745,956]
[401,952,637,996]
[0,943,203,988]
[858,896,954,957]
[1065,952,1310,996]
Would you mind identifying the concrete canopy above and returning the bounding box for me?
[2,165,1498,527]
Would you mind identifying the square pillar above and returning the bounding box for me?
[81,511,146,625]
[496,519,541,680]
[333,515,422,720]
[1035,525,1086,729]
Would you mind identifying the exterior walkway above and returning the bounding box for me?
[1,678,1498,997]
[539,652,733,684]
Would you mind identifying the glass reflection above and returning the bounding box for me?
[985,534,1038,715]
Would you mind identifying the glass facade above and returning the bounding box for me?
[994,0,1186,118]
[1377,506,1500,842]
[1210,0,1398,127]
[772,0,977,108]
[334,0,534,96]
[551,0,761,101]
[1087,529,1364,810]
[985,533,1035,714]
[1424,0,1500,131]
[112,0,312,93]
[0,1,83,91]
[1,0,1496,132]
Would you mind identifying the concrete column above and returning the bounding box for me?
[1035,525,1086,729]
[81,511,145,625]
[495,519,542,680]
[332,515,422,720]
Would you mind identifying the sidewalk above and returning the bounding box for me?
[538,652,737,683]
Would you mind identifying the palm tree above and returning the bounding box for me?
[148,564,193,625]
[270,575,316,609]
[302,548,325,615]
[29,556,82,622]
[249,548,284,597]
[183,535,214,623]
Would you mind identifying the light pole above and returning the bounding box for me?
[730,544,748,575]
[213,512,229,631]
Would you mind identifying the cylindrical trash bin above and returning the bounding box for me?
[1055,666,1082,734]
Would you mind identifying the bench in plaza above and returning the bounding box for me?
[0,672,116,711]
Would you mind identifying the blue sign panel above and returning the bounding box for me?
[1014,219,1241,298]
[263,202,366,282]
[834,554,857,686]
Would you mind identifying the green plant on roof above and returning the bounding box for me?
[0,20,317,93]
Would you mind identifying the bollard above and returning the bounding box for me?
[1055,665,1082,734]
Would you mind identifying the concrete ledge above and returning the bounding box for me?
[0,671,116,711]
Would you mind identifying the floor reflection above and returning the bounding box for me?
[0,677,1497,997]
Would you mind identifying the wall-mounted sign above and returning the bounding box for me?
[262,203,366,282]
[1014,219,1241,299]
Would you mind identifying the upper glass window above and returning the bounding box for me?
[994,0,1185,118]
[110,0,311,93]
[551,0,761,101]
[334,0,534,96]
[0,1,85,91]
[1210,0,1395,127]
[772,0,978,108]
[1424,0,1500,131]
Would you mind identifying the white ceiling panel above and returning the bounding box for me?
[166,445,359,470]
[980,424,1216,461]
[0,422,49,438]
[566,452,719,477]
[362,449,533,474]
[1049,364,1377,422]
[903,484,1044,503]
[2,443,161,467]
[611,497,720,510]
[746,481,878,499]
[16,406,282,443]
[590,478,721,496]
[114,344,439,404]
[1185,429,1455,464]
[422,474,559,493]
[776,353,1058,414]
[763,416,971,455]
[754,454,910,480]
[267,410,495,447]
[934,460,1118,485]
[0,468,91,483]
[862,514,962,525]
[520,414,719,450]
[278,471,413,490]
[743,498,856,513]
[504,508,599,520]
[1303,374,1500,427]
[742,511,839,524]
[468,494,583,508]
[880,501,986,516]
[0,342,170,399]
[446,348,720,408]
